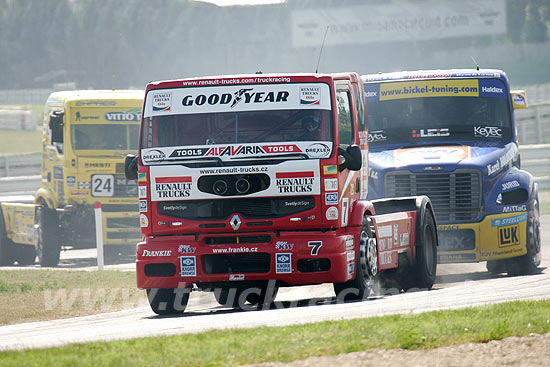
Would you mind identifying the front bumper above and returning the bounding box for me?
[437,212,528,263]
[136,230,356,289]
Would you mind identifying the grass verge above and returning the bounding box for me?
[0,270,145,325]
[0,299,549,366]
[0,129,42,155]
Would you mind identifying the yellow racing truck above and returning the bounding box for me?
[0,90,143,267]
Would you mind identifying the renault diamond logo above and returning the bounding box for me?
[230,214,242,231]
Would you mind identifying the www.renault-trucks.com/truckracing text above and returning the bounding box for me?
[362,69,540,276]
[125,72,440,314]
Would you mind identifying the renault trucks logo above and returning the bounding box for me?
[181,88,290,109]
[230,214,242,231]
[300,86,320,105]
[104,110,141,122]
[152,92,172,112]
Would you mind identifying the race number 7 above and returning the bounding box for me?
[308,241,323,256]
[92,174,114,197]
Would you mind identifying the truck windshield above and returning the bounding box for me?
[141,109,333,148]
[71,124,140,150]
[365,78,513,147]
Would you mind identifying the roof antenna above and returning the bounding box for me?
[315,26,330,73]
[471,56,480,70]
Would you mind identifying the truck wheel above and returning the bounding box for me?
[505,213,541,276]
[16,244,36,265]
[405,207,437,290]
[146,288,190,315]
[35,206,61,267]
[333,216,376,302]
[486,260,506,274]
[0,211,16,266]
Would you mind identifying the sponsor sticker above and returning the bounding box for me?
[324,178,338,191]
[276,253,292,274]
[104,110,141,122]
[138,172,147,182]
[345,237,354,250]
[142,249,171,257]
[305,143,331,158]
[491,213,527,227]
[53,166,63,179]
[67,176,76,188]
[180,256,197,276]
[502,180,520,190]
[347,262,355,275]
[325,192,338,205]
[276,171,314,194]
[152,91,172,112]
[139,214,148,228]
[275,241,294,250]
[142,149,166,163]
[346,250,355,262]
[325,206,338,220]
[300,86,321,105]
[139,186,147,198]
[178,244,196,254]
[139,200,147,212]
[474,126,502,138]
[153,176,192,199]
[323,165,337,175]
[380,252,393,265]
[393,224,399,246]
[377,225,392,238]
[498,224,520,247]
[229,274,245,281]
[400,233,409,246]
[502,205,526,213]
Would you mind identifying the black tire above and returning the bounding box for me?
[505,210,541,276]
[146,288,190,315]
[16,244,36,265]
[405,207,437,290]
[333,216,376,302]
[486,260,506,274]
[35,205,61,267]
[0,210,16,266]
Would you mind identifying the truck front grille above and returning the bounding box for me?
[157,197,315,220]
[385,169,482,223]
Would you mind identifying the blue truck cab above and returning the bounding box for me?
[361,69,540,275]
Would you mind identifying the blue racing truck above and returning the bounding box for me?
[361,69,540,275]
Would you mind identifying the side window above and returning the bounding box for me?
[49,111,64,154]
[354,86,366,132]
[336,90,353,147]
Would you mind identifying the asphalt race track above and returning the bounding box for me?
[0,215,549,351]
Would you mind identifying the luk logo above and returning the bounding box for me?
[498,225,519,247]
[152,92,171,112]
[412,128,450,138]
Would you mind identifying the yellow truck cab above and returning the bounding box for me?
[0,90,144,267]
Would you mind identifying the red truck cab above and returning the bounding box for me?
[126,72,438,314]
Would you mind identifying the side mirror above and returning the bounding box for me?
[510,90,528,110]
[49,111,64,130]
[338,145,362,172]
[124,154,138,180]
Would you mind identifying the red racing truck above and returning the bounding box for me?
[125,72,439,314]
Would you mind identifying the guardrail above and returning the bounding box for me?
[0,146,548,192]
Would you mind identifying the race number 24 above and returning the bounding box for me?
[92,174,114,197]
